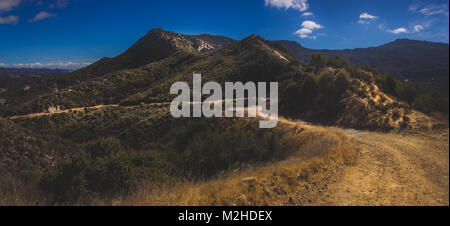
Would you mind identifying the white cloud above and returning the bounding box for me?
[0,63,6,67]
[265,0,308,12]
[0,0,21,13]
[301,12,313,17]
[418,4,448,16]
[29,11,55,22]
[294,28,312,38]
[414,25,424,32]
[294,20,324,39]
[388,27,408,34]
[0,15,18,25]
[360,12,378,19]
[358,12,379,24]
[301,20,323,29]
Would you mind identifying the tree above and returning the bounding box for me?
[376,74,399,95]
[396,82,420,104]
[413,90,449,113]
[281,75,318,113]
[309,53,326,72]
[85,137,123,159]
[327,56,351,68]
[334,69,350,95]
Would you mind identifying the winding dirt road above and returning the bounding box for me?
[320,129,449,206]
[6,103,449,206]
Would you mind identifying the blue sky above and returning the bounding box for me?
[0,0,449,69]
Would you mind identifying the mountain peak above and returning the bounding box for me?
[394,38,412,42]
[244,34,265,41]
[390,38,423,45]
[68,28,236,80]
[239,34,270,47]
[149,27,165,33]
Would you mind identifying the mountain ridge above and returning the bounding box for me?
[275,38,449,92]
[3,28,446,93]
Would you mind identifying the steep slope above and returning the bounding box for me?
[63,28,235,82]
[276,39,450,92]
[186,34,236,53]
[331,68,446,131]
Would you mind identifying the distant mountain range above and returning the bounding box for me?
[275,39,449,92]
[0,68,70,95]
[2,31,447,92]
[66,30,449,92]
[2,28,444,126]
[0,68,70,77]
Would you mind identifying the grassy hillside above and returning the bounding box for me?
[124,119,357,206]
[1,29,447,205]
[1,108,358,205]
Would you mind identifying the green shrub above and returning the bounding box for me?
[40,153,92,203]
[327,56,351,68]
[396,82,420,104]
[281,75,318,113]
[309,53,326,72]
[413,91,449,113]
[86,152,137,198]
[376,74,398,95]
[335,69,350,94]
[163,119,283,178]
[376,74,448,113]
[85,137,123,159]
[40,138,138,204]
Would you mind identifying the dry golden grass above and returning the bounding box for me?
[122,119,358,206]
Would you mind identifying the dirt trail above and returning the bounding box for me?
[275,117,449,206]
[317,128,449,206]
[8,105,119,120]
[6,102,449,206]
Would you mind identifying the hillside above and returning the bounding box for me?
[0,29,236,115]
[0,68,70,100]
[0,28,448,206]
[0,118,80,174]
[1,29,443,132]
[276,39,450,92]
[123,119,448,206]
[0,33,297,116]
[60,29,235,83]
